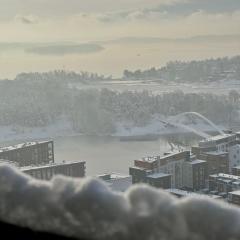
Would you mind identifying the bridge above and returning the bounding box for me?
[165,112,225,139]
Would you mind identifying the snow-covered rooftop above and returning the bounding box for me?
[98,173,132,192]
[210,173,240,181]
[200,134,235,143]
[188,159,206,165]
[166,189,221,199]
[147,172,171,179]
[20,161,85,171]
[205,151,228,156]
[229,190,240,196]
[0,141,52,153]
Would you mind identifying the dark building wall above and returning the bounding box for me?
[129,167,171,189]
[192,162,207,191]
[129,167,147,184]
[228,193,240,206]
[160,151,190,166]
[134,159,158,170]
[232,167,240,176]
[0,141,54,167]
[192,146,217,157]
[23,162,86,180]
[146,175,171,189]
[199,153,228,177]
[208,175,233,194]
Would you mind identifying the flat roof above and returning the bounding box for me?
[138,151,189,163]
[130,166,151,172]
[0,141,52,153]
[205,151,228,156]
[200,134,235,142]
[232,165,240,169]
[20,161,85,171]
[147,172,171,179]
[229,190,240,196]
[166,189,221,199]
[210,173,240,181]
[188,159,206,165]
[140,156,160,163]
[105,176,132,192]
[98,173,130,180]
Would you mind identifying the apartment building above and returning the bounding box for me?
[0,141,54,166]
[21,161,86,180]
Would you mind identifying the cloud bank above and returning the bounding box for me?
[0,164,240,240]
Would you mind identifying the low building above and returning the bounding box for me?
[130,151,208,191]
[98,173,132,192]
[232,166,240,176]
[146,172,171,189]
[198,134,237,152]
[208,173,240,197]
[20,161,86,180]
[166,188,221,200]
[228,191,240,205]
[129,167,171,189]
[0,141,54,167]
[129,166,151,184]
[198,151,228,176]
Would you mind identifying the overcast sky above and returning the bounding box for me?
[0,0,240,42]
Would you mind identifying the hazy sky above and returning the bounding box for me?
[0,0,239,42]
[0,0,239,78]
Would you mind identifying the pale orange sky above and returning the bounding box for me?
[0,0,239,78]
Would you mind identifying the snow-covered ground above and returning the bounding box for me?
[0,118,77,142]
[0,115,227,143]
[72,78,240,95]
[114,116,226,137]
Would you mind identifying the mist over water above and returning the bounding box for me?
[1,40,239,79]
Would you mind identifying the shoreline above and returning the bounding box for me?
[0,121,227,144]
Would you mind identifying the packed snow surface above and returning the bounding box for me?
[0,164,239,240]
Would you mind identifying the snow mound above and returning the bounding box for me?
[0,164,239,240]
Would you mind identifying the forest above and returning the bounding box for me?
[0,76,239,135]
[123,56,240,82]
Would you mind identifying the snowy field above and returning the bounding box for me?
[72,79,240,95]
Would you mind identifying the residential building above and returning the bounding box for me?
[0,141,54,167]
[130,151,190,188]
[157,151,190,188]
[198,151,228,176]
[98,173,132,192]
[228,191,240,205]
[129,167,171,189]
[146,172,171,189]
[198,134,237,152]
[183,158,207,191]
[166,188,221,200]
[192,133,240,173]
[208,173,240,197]
[21,161,86,180]
[232,166,240,176]
[228,144,240,171]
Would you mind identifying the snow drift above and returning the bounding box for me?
[0,164,240,240]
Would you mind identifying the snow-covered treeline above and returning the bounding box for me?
[123,56,240,82]
[0,77,238,135]
[15,70,112,83]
